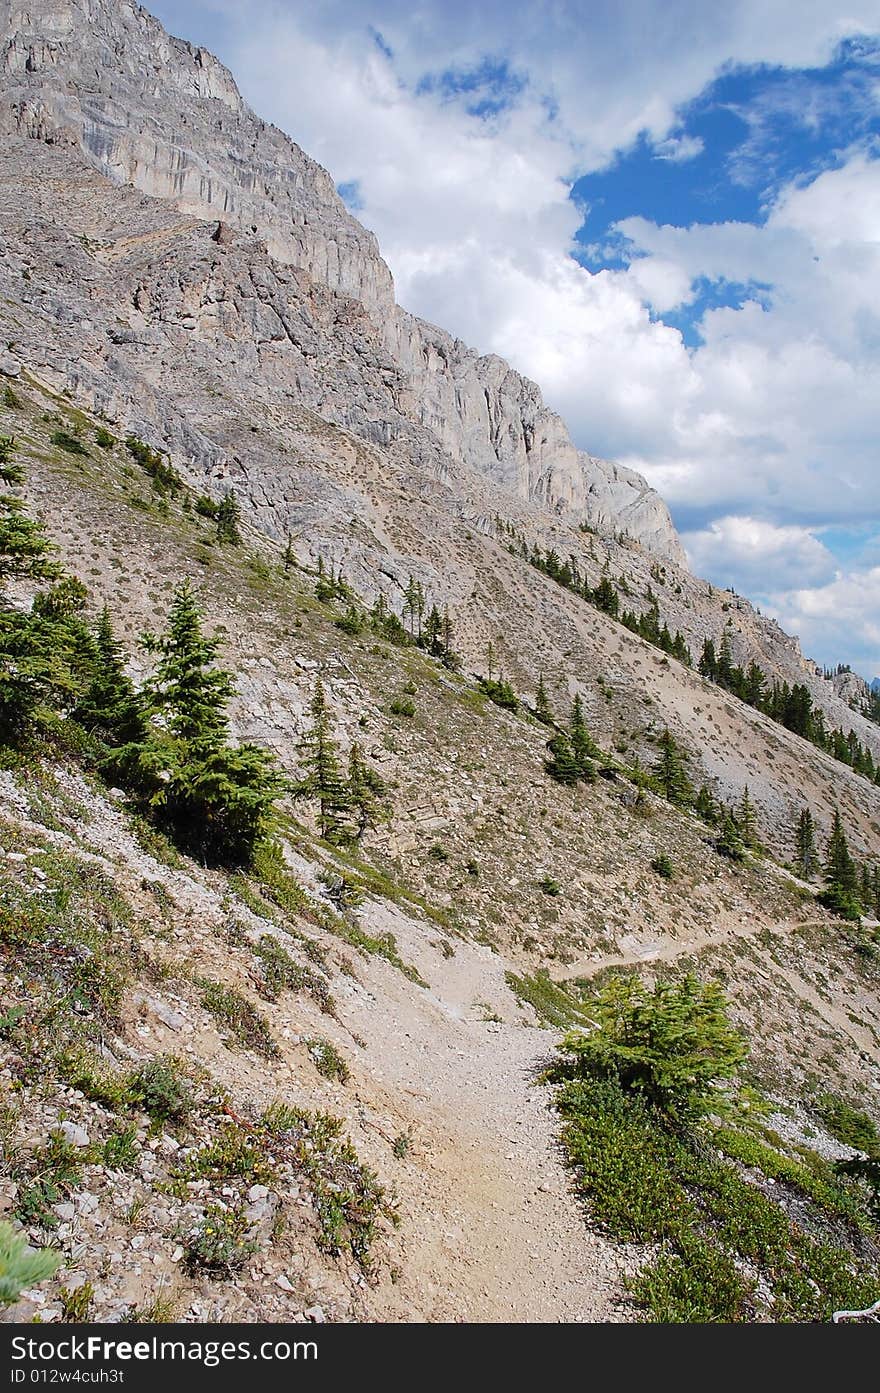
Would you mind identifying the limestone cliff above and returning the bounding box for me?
[0,0,685,563]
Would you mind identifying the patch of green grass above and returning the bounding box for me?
[251,842,427,983]
[714,1125,872,1232]
[505,969,592,1029]
[201,979,278,1058]
[60,1280,94,1322]
[101,1125,139,1172]
[51,429,88,456]
[127,1057,194,1124]
[260,1103,392,1267]
[177,1204,256,1277]
[13,1131,87,1229]
[305,1037,350,1083]
[552,1072,879,1322]
[814,1092,879,1156]
[0,850,143,1077]
[172,1119,274,1187]
[251,935,335,1014]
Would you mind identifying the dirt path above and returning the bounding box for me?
[548,914,829,984]
[330,900,628,1323]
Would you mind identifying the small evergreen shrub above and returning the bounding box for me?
[51,429,87,456]
[0,1223,61,1307]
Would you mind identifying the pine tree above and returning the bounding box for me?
[315,556,337,603]
[653,728,692,806]
[215,490,242,545]
[534,671,554,726]
[736,785,758,850]
[716,813,745,862]
[0,438,60,583]
[694,784,719,826]
[0,448,72,741]
[424,604,443,657]
[861,863,872,913]
[716,627,734,689]
[545,731,580,785]
[346,741,386,840]
[72,606,148,773]
[282,534,296,571]
[143,582,232,746]
[570,694,599,777]
[794,806,818,879]
[294,678,351,843]
[137,583,282,864]
[819,808,861,920]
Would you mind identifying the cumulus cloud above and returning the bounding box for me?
[682,517,837,591]
[769,567,880,676]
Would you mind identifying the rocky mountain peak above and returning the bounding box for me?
[0,0,685,563]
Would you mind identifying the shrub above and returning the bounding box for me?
[550,973,746,1123]
[94,427,115,449]
[201,979,278,1057]
[389,695,415,718]
[178,1204,255,1276]
[51,429,87,456]
[651,853,674,880]
[814,1092,879,1156]
[0,1223,61,1307]
[127,1057,193,1123]
[306,1037,350,1083]
[334,606,363,636]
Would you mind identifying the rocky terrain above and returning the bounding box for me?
[0,0,878,1326]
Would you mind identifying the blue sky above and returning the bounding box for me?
[150,1,880,678]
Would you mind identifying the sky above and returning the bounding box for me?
[149,0,880,679]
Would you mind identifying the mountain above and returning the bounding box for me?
[1,0,878,1327]
[0,0,684,564]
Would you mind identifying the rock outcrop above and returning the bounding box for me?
[0,0,685,563]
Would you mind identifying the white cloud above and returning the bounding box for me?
[769,567,880,676]
[683,516,837,591]
[653,133,705,162]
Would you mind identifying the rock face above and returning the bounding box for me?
[0,0,685,563]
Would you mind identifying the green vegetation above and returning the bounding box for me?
[550,974,745,1123]
[0,1222,60,1308]
[305,1037,350,1083]
[177,1204,256,1276]
[0,441,285,869]
[127,1056,194,1124]
[546,695,600,785]
[251,934,335,1014]
[504,969,592,1029]
[294,678,386,844]
[815,1092,879,1155]
[125,436,181,495]
[548,973,879,1322]
[650,852,674,880]
[818,809,862,920]
[389,694,415,718]
[700,627,880,791]
[201,979,278,1058]
[51,429,88,457]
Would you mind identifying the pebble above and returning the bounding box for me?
[60,1121,90,1148]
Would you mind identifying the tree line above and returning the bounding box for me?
[699,628,880,788]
